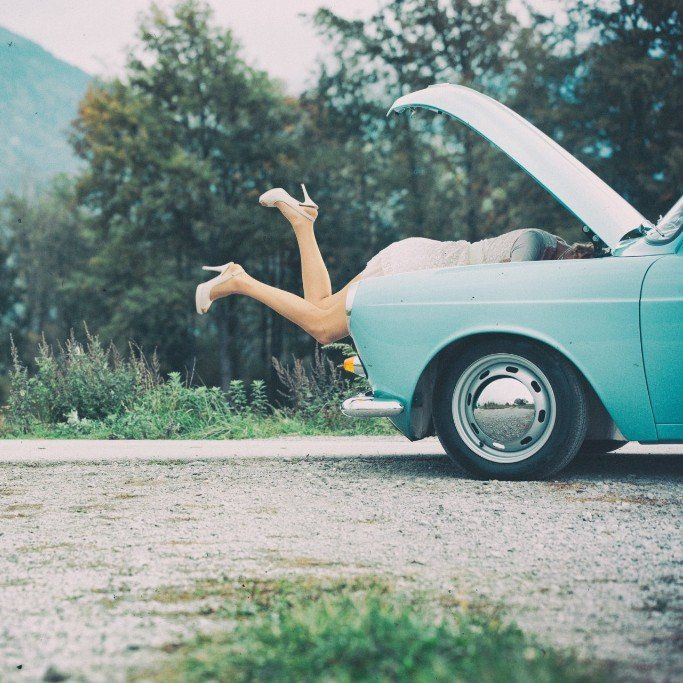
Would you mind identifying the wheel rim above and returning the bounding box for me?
[451,353,556,464]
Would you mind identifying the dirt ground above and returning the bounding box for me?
[1,436,681,682]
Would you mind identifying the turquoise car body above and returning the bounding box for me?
[346,85,683,445]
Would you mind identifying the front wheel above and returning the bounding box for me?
[433,338,588,480]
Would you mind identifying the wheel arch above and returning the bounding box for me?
[409,331,621,442]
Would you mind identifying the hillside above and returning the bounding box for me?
[0,26,91,194]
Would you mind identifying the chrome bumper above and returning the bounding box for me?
[341,395,404,418]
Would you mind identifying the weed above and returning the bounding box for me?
[2,337,392,439]
[136,576,603,683]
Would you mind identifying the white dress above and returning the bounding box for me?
[361,229,530,279]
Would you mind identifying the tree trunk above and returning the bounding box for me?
[269,249,284,386]
[403,117,424,232]
[259,293,269,371]
[226,296,240,386]
[217,307,232,390]
[463,130,478,243]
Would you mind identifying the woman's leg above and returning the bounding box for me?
[276,203,332,305]
[210,263,360,344]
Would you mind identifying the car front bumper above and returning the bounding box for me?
[341,395,404,418]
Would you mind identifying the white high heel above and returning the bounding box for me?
[195,262,244,314]
[259,184,318,222]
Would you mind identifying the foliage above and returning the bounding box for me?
[571,0,681,218]
[68,0,301,386]
[311,0,535,244]
[272,344,368,430]
[139,578,602,683]
[2,335,390,439]
[0,177,91,370]
[516,0,682,221]
[0,0,679,395]
[6,329,158,430]
[248,379,269,416]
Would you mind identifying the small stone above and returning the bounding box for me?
[43,665,69,682]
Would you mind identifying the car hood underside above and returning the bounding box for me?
[388,84,649,248]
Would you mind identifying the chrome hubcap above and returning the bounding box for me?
[451,353,556,463]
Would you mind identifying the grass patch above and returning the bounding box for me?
[134,576,604,683]
[0,412,392,439]
[2,333,393,439]
[573,494,669,506]
[148,575,387,609]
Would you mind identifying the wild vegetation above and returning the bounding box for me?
[1,331,390,438]
[0,0,679,399]
[135,576,603,682]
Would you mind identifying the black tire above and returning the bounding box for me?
[433,338,588,480]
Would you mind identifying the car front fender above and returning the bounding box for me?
[348,257,660,441]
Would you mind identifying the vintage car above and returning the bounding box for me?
[341,84,683,480]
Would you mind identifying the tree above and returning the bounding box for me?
[516,0,682,224]
[4,0,679,392]
[70,1,299,387]
[0,176,90,364]
[311,0,541,243]
[569,0,682,219]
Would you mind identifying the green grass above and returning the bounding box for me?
[2,334,393,439]
[1,410,392,440]
[134,577,604,683]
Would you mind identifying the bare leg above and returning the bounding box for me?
[209,264,360,344]
[276,203,332,305]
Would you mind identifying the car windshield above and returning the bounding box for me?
[645,195,683,243]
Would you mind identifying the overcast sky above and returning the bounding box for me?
[2,1,561,93]
[2,1,382,92]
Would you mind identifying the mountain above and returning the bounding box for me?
[0,26,91,194]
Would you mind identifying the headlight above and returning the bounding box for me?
[345,281,359,315]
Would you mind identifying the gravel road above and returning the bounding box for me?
[1,437,681,682]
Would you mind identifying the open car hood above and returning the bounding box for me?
[388,84,649,248]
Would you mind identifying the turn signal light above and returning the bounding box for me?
[343,356,367,377]
[343,355,366,377]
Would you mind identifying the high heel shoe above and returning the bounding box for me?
[259,184,318,222]
[195,262,244,314]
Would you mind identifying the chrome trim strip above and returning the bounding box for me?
[341,395,403,418]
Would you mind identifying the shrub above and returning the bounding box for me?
[6,330,158,431]
[104,372,233,439]
[272,344,369,429]
[2,335,391,438]
[226,379,248,413]
[249,379,269,416]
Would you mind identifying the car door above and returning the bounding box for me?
[640,254,683,440]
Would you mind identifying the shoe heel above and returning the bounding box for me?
[202,262,233,273]
[300,184,318,208]
[195,283,211,315]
